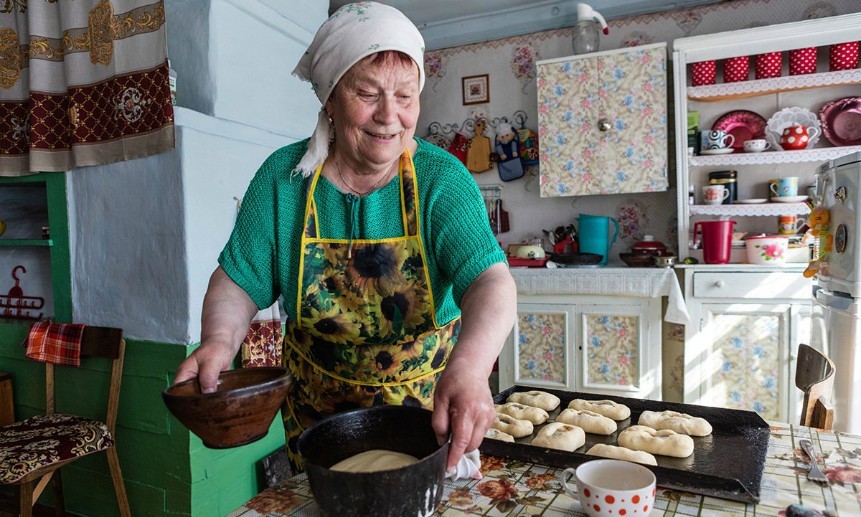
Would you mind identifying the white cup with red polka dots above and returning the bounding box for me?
[562,459,657,517]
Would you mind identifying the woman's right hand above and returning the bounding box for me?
[174,339,238,393]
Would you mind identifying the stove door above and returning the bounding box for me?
[818,158,861,297]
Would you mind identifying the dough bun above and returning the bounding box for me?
[586,444,658,466]
[567,398,631,421]
[485,427,515,443]
[556,408,617,435]
[618,425,694,458]
[495,402,550,425]
[492,413,534,438]
[506,390,561,412]
[330,449,419,472]
[638,410,712,436]
[530,422,585,452]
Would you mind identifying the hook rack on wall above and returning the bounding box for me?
[427,110,530,138]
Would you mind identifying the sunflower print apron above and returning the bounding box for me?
[282,150,461,470]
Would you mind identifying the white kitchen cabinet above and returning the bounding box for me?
[537,43,668,198]
[681,266,822,422]
[673,14,861,262]
[499,294,662,401]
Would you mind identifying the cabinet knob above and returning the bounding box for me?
[714,280,725,288]
[598,118,612,132]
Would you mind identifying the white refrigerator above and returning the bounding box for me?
[814,151,861,434]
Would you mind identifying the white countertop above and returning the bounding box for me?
[509,266,689,324]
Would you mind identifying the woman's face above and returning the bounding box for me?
[327,53,420,170]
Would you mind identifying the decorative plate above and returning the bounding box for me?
[766,107,821,150]
[713,110,767,150]
[700,148,735,155]
[820,97,861,147]
[771,195,809,203]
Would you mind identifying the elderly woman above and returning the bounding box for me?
[174,2,516,471]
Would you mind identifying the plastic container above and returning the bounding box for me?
[709,171,737,204]
[745,235,788,264]
[571,3,608,55]
[631,235,668,255]
[578,214,619,265]
[694,220,735,264]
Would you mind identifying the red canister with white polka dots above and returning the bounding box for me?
[789,47,817,75]
[829,42,859,71]
[755,52,782,79]
[723,56,749,83]
[690,60,716,86]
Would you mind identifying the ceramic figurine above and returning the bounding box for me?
[495,122,524,182]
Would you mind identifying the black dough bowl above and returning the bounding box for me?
[298,406,449,517]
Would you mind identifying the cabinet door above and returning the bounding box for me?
[498,303,574,391]
[577,303,660,399]
[537,43,668,198]
[695,302,793,421]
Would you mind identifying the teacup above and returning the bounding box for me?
[702,185,729,205]
[779,125,819,150]
[562,459,657,517]
[705,129,735,150]
[770,177,799,197]
[743,139,771,153]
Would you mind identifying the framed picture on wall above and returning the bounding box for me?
[462,74,489,105]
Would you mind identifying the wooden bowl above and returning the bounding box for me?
[162,367,291,449]
[619,252,656,268]
[298,406,448,517]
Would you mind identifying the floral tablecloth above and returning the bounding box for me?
[230,422,861,516]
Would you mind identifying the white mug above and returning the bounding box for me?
[702,185,730,205]
[743,139,771,153]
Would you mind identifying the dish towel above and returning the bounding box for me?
[446,449,483,480]
[241,302,283,368]
[24,320,85,366]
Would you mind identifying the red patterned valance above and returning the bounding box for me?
[0,0,174,176]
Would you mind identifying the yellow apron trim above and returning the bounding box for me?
[285,338,446,387]
[296,164,324,321]
[405,150,440,329]
[303,235,410,245]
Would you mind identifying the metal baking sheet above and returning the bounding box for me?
[480,387,770,503]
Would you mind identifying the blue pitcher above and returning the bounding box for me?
[577,214,619,265]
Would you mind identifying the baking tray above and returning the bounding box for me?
[480,386,770,503]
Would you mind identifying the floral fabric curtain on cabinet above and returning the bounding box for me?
[0,0,174,176]
[537,44,668,197]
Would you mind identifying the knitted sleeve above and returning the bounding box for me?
[417,141,508,305]
[218,143,304,309]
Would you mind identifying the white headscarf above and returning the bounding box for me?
[292,2,426,178]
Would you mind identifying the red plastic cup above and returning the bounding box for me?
[723,56,749,83]
[691,60,716,86]
[789,47,817,75]
[755,52,782,79]
[695,220,735,265]
[829,42,859,71]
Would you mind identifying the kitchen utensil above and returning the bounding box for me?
[779,125,820,150]
[745,235,788,264]
[713,110,767,151]
[736,199,768,204]
[703,185,729,205]
[743,139,770,153]
[298,406,448,517]
[770,177,799,197]
[690,60,716,86]
[552,252,603,266]
[723,56,749,83]
[789,47,817,75]
[820,97,861,147]
[631,235,668,255]
[578,214,619,265]
[619,252,655,267]
[829,41,859,71]
[709,170,737,204]
[654,255,676,267]
[162,367,292,449]
[515,245,546,259]
[481,386,771,504]
[699,148,734,155]
[694,220,735,264]
[771,195,809,203]
[755,52,782,79]
[704,129,735,149]
[798,439,828,484]
[562,459,656,517]
[766,107,821,150]
[778,215,806,235]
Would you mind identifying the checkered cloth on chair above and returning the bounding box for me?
[24,320,85,366]
[0,414,114,483]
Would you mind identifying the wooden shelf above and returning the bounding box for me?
[690,203,810,216]
[690,146,861,167]
[688,69,861,102]
[0,239,53,247]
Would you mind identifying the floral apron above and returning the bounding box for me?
[282,150,461,470]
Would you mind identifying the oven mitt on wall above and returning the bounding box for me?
[448,131,470,166]
[517,126,539,166]
[495,123,524,182]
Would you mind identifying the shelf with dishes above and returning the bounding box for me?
[690,145,861,166]
[687,69,861,102]
[690,202,810,217]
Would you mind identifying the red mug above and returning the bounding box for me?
[755,52,782,79]
[779,125,820,150]
[830,42,859,71]
[723,56,749,83]
[691,60,716,86]
[789,47,817,75]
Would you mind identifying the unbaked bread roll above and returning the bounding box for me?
[484,427,515,443]
[506,390,561,412]
[530,422,585,452]
[495,402,549,425]
[586,444,658,466]
[567,399,631,421]
[618,425,694,458]
[330,449,419,472]
[638,410,712,437]
[556,408,617,435]
[492,413,534,438]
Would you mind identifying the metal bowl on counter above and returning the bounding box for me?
[298,406,448,517]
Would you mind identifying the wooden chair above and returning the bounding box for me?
[0,326,131,517]
[795,343,836,430]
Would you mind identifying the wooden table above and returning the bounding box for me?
[230,422,861,516]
